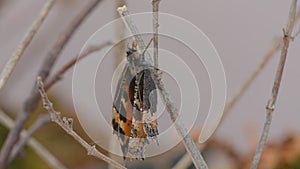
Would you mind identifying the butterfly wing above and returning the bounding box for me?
[112,49,159,160]
[112,64,134,158]
[140,69,159,139]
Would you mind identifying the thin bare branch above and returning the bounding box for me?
[222,7,300,122]
[293,26,300,38]
[174,6,300,169]
[0,1,104,167]
[222,37,281,119]
[173,138,242,169]
[251,1,298,168]
[117,6,208,169]
[117,6,153,64]
[152,0,160,69]
[0,0,55,91]
[108,1,128,168]
[114,0,127,67]
[10,115,50,162]
[1,41,112,167]
[156,80,208,169]
[173,38,282,169]
[36,0,103,83]
[0,109,68,169]
[45,41,113,90]
[36,77,126,169]
[172,152,193,169]
[291,7,300,38]
[142,38,153,56]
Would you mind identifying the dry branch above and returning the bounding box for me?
[222,38,281,119]
[5,41,112,165]
[117,6,153,64]
[152,0,160,69]
[36,0,103,83]
[174,6,300,169]
[0,0,55,91]
[118,5,208,169]
[0,1,104,168]
[223,2,300,121]
[108,1,128,168]
[0,109,68,169]
[44,41,113,90]
[172,152,193,169]
[114,0,127,67]
[36,77,126,169]
[251,1,298,168]
[10,115,50,163]
[173,37,282,169]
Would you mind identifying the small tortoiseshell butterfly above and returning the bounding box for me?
[112,41,159,160]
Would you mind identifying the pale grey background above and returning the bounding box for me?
[0,0,300,157]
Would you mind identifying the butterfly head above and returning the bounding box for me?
[126,41,145,63]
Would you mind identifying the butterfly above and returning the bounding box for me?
[112,41,159,160]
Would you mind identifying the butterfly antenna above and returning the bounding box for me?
[142,38,153,56]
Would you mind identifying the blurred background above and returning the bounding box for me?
[1,0,300,168]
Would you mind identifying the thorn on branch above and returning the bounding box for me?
[88,145,97,156]
[62,117,73,130]
[266,99,275,112]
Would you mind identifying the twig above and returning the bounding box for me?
[292,5,300,38]
[117,6,153,64]
[36,0,103,83]
[172,38,282,169]
[8,41,112,164]
[36,77,126,169]
[108,1,127,168]
[118,6,208,169]
[251,1,298,168]
[0,0,55,91]
[173,138,242,169]
[222,37,281,119]
[156,81,208,169]
[0,109,68,169]
[172,152,193,169]
[10,115,50,162]
[114,0,127,67]
[152,2,205,168]
[293,26,300,37]
[222,7,300,122]
[174,6,300,169]
[151,1,206,167]
[44,41,113,90]
[0,1,103,168]
[222,6,300,125]
[152,0,160,69]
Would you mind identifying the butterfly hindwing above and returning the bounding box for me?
[138,69,159,139]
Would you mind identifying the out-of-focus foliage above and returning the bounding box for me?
[277,156,300,169]
[0,125,50,169]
